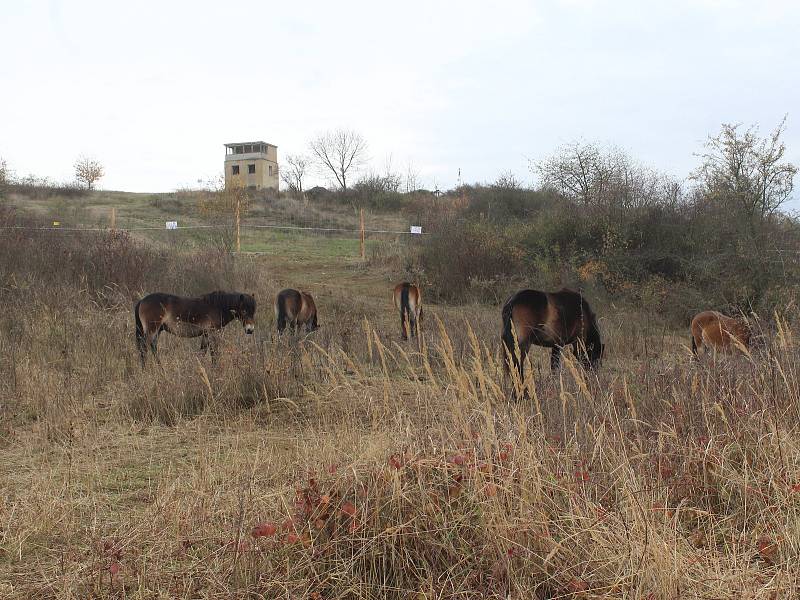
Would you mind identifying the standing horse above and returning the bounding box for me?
[690,310,751,357]
[393,282,423,341]
[134,291,256,366]
[502,288,603,380]
[275,288,319,333]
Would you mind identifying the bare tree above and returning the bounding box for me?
[280,154,310,195]
[534,141,682,209]
[404,159,420,193]
[0,157,9,186]
[194,175,251,253]
[692,117,797,221]
[533,142,616,206]
[74,156,104,190]
[381,154,403,192]
[308,129,367,191]
[493,170,522,190]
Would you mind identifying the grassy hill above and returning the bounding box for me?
[0,189,797,598]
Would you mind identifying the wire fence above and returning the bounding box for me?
[0,200,432,261]
[2,203,799,269]
[0,223,428,235]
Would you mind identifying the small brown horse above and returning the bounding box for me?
[502,288,603,379]
[135,291,256,366]
[393,282,423,341]
[690,310,751,357]
[275,288,319,333]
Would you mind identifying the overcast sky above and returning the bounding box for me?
[1,0,798,194]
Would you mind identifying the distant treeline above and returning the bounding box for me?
[302,121,798,322]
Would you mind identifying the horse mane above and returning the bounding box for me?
[585,304,601,344]
[201,291,251,314]
[562,288,601,343]
[579,294,601,341]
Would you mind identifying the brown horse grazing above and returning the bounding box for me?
[690,310,751,357]
[135,291,256,366]
[502,288,603,379]
[275,288,319,333]
[393,282,423,341]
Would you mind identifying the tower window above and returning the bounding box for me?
[231,165,240,175]
[248,164,256,174]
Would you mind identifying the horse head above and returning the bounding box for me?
[238,293,257,334]
[584,326,604,369]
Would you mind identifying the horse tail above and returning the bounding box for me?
[134,300,146,366]
[501,298,516,374]
[275,293,287,333]
[400,284,411,319]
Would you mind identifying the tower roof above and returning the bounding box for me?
[224,141,276,148]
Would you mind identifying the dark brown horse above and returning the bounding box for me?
[134,291,256,366]
[393,282,423,341]
[502,288,603,379]
[275,288,319,333]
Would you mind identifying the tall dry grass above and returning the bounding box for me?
[1,221,799,598]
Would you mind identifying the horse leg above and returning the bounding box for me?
[501,326,522,387]
[519,344,530,380]
[515,343,531,400]
[150,332,161,364]
[136,327,149,368]
[400,313,408,341]
[276,313,287,334]
[573,340,590,369]
[410,315,417,339]
[550,346,562,371]
[209,334,219,364]
[200,332,210,355]
[413,314,423,352]
[691,335,699,360]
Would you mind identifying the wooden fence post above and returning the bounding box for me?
[235,195,241,253]
[359,208,365,259]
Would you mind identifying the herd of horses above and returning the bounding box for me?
[133,285,754,377]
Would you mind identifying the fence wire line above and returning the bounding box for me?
[0,223,429,235]
[2,223,798,263]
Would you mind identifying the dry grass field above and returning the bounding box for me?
[1,192,799,599]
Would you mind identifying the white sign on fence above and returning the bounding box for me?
[410,225,422,235]
[165,221,178,230]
